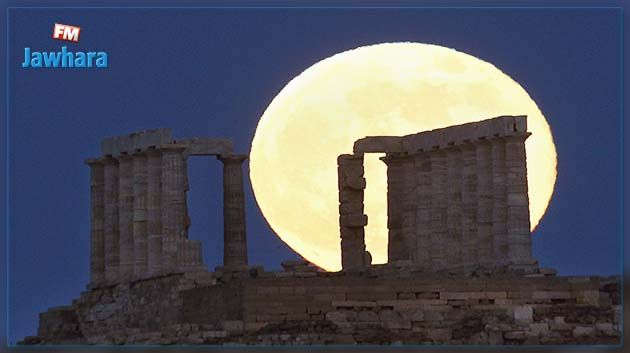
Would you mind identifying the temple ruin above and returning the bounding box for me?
[338,115,537,273]
[21,116,621,346]
[84,129,249,288]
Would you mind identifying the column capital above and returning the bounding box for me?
[84,158,104,166]
[218,154,248,164]
[144,147,162,157]
[115,152,134,161]
[159,144,188,153]
[100,156,119,165]
[459,140,477,150]
[501,132,532,143]
[379,152,410,166]
[131,149,147,158]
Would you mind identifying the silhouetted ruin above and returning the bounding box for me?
[21,117,620,346]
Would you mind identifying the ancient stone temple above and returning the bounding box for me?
[22,119,621,346]
[338,115,537,273]
[84,129,249,288]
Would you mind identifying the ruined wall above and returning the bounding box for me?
[349,115,537,273]
[85,129,245,288]
[26,271,621,346]
[30,272,215,345]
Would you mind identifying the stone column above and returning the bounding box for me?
[183,154,191,233]
[445,146,463,268]
[491,138,508,264]
[429,149,447,270]
[218,154,249,269]
[117,153,135,281]
[132,152,148,277]
[401,155,417,263]
[161,145,188,272]
[380,153,410,262]
[338,154,369,271]
[102,157,119,283]
[146,149,163,276]
[413,152,431,269]
[505,133,536,268]
[460,142,478,267]
[86,159,105,287]
[476,139,494,265]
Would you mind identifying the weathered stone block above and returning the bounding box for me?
[353,136,403,153]
[512,305,533,324]
[101,129,173,156]
[179,138,233,156]
[529,323,549,336]
[572,326,595,337]
[339,214,368,227]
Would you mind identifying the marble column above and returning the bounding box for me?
[146,149,163,275]
[337,154,369,271]
[445,146,463,268]
[429,149,447,270]
[183,154,191,233]
[505,133,535,267]
[476,139,494,265]
[86,159,105,287]
[380,153,410,262]
[102,157,119,283]
[401,155,417,263]
[161,145,188,272]
[491,138,508,264]
[117,153,135,281]
[413,152,431,269]
[460,142,478,267]
[132,152,148,277]
[218,154,249,269]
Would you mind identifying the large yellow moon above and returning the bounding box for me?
[250,42,557,272]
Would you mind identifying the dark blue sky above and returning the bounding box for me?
[3,3,623,344]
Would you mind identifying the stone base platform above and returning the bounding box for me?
[20,267,621,346]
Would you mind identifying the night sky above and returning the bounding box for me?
[4,4,622,344]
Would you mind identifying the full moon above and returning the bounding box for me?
[250,42,557,272]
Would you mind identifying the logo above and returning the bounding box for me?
[52,23,81,43]
[21,23,108,69]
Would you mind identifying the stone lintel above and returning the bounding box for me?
[159,143,189,152]
[101,128,173,156]
[401,115,528,152]
[353,136,403,153]
[100,129,235,157]
[217,154,248,163]
[179,138,234,156]
[84,158,103,165]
